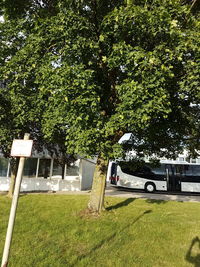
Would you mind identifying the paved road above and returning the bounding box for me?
[105,185,200,203]
[56,185,200,202]
[2,185,200,203]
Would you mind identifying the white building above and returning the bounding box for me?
[0,155,96,192]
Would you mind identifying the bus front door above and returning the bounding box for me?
[174,165,183,192]
[165,164,181,192]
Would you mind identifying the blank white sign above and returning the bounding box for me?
[11,140,33,157]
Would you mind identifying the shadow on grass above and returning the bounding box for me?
[145,199,167,205]
[19,193,28,198]
[106,198,135,211]
[185,237,200,267]
[70,209,152,267]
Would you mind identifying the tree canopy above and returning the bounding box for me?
[0,1,200,155]
[0,0,200,211]
[0,10,69,158]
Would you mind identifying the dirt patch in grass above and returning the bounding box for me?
[78,208,100,219]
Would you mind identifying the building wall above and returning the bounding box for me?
[80,159,96,190]
[0,177,10,191]
[0,157,91,192]
[0,176,81,192]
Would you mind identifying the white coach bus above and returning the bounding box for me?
[109,160,200,193]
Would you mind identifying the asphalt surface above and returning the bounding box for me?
[105,185,200,203]
[55,184,200,203]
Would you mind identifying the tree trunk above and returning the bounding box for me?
[7,158,19,198]
[87,155,108,213]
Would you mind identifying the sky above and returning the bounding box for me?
[0,16,4,22]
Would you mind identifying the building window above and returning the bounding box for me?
[38,159,51,178]
[66,162,79,176]
[24,158,37,178]
[0,158,9,177]
[52,160,63,177]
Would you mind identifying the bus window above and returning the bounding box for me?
[119,164,151,178]
[137,166,151,176]
[175,165,185,176]
[151,164,165,175]
[110,163,117,185]
[192,165,200,176]
[184,165,193,176]
[165,164,173,175]
[111,163,117,177]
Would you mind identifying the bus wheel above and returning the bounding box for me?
[145,183,156,193]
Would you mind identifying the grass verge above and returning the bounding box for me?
[0,194,200,266]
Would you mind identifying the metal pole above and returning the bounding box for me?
[6,159,10,178]
[50,158,54,179]
[1,133,30,267]
[64,163,67,179]
[35,158,40,178]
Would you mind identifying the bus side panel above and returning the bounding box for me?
[117,167,145,189]
[117,167,167,191]
[181,182,200,193]
[181,165,200,193]
[153,181,167,191]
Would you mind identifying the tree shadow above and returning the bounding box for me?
[145,199,167,205]
[106,198,135,211]
[19,193,28,198]
[185,237,200,266]
[70,209,152,267]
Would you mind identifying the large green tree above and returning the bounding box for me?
[1,0,200,211]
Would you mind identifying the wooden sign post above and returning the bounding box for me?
[1,133,33,267]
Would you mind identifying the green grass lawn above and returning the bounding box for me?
[0,194,200,267]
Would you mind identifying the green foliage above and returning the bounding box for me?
[0,0,200,159]
[0,13,72,161]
